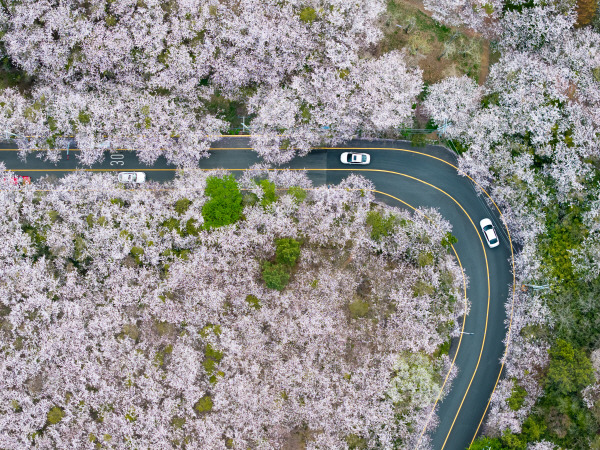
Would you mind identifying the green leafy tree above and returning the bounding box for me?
[262,262,290,290]
[275,238,300,267]
[545,339,594,397]
[202,175,243,228]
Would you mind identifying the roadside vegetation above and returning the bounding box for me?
[424,0,600,447]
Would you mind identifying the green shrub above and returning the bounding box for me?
[161,217,181,233]
[470,436,503,450]
[194,395,213,414]
[299,7,317,23]
[110,198,125,207]
[417,252,434,267]
[47,406,65,425]
[413,280,435,297]
[47,210,60,223]
[349,299,369,319]
[184,218,199,236]
[275,238,301,267]
[258,179,278,206]
[245,294,261,309]
[287,186,307,203]
[202,175,243,229]
[507,380,527,411]
[171,416,186,429]
[130,246,144,264]
[433,339,451,357]
[366,210,398,240]
[410,133,427,147]
[174,198,192,215]
[262,262,290,290]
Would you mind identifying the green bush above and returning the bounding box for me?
[262,262,290,290]
[417,252,434,267]
[130,246,144,264]
[194,395,213,414]
[171,416,186,429]
[161,217,181,233]
[433,339,451,357]
[299,7,317,23]
[174,198,192,215]
[47,406,65,425]
[287,186,307,203]
[184,218,199,236]
[441,232,458,248]
[245,294,261,309]
[275,238,301,267]
[507,380,527,411]
[366,210,398,240]
[258,179,278,206]
[202,175,243,229]
[410,133,427,147]
[345,434,367,449]
[470,436,503,450]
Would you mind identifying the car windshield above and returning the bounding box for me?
[362,155,367,162]
[483,225,492,231]
[490,238,498,244]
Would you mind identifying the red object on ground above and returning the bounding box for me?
[2,175,31,185]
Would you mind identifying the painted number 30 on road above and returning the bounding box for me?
[110,153,124,166]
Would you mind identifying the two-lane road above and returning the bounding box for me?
[0,138,514,449]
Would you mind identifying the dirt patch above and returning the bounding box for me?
[374,0,490,84]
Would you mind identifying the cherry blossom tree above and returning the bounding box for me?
[423,0,504,35]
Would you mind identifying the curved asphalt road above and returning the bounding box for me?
[0,137,514,449]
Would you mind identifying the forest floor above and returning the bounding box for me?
[375,0,491,85]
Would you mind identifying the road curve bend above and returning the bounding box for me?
[1,137,514,449]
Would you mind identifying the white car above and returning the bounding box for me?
[340,152,370,165]
[118,172,146,183]
[480,218,499,248]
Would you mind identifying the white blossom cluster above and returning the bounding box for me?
[0,168,465,448]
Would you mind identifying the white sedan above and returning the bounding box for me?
[118,172,146,183]
[480,218,500,248]
[340,152,370,165]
